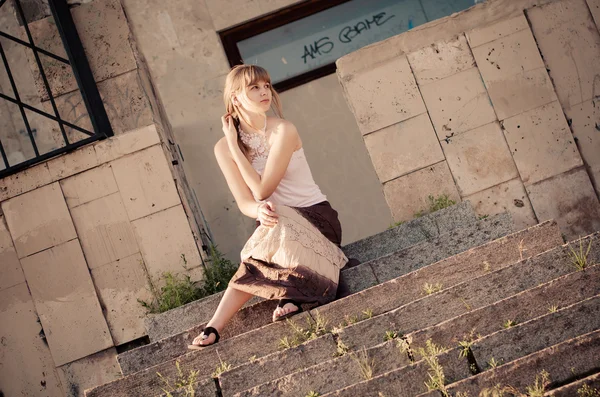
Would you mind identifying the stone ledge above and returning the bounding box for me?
[0,124,160,202]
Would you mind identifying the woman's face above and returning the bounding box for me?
[235,80,272,113]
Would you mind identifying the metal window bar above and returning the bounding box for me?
[0,0,112,178]
[14,0,70,146]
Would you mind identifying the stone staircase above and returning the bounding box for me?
[84,203,600,397]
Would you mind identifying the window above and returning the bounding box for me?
[221,0,484,92]
[0,0,112,178]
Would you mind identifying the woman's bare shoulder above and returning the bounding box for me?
[271,118,298,139]
[214,137,230,157]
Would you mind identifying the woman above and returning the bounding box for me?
[189,64,347,349]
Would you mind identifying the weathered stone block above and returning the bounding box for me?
[19,239,113,366]
[71,192,139,269]
[322,348,468,397]
[421,68,497,138]
[528,0,600,108]
[344,56,426,135]
[131,205,203,284]
[565,100,600,197]
[409,265,600,350]
[369,214,513,284]
[442,122,519,196]
[2,182,77,258]
[465,178,537,230]
[60,164,119,208]
[204,0,262,31]
[26,0,136,99]
[503,101,583,186]
[446,330,600,396]
[0,283,64,397]
[472,295,600,370]
[472,29,545,82]
[545,372,600,397]
[0,162,53,202]
[364,113,444,183]
[341,263,379,294]
[89,313,314,397]
[237,339,412,397]
[341,201,476,265]
[120,0,229,82]
[94,124,161,164]
[57,348,121,397]
[317,220,561,343]
[46,145,100,181]
[466,14,530,48]
[111,145,180,221]
[407,34,475,85]
[338,233,599,352]
[91,253,154,345]
[383,161,461,222]
[220,334,339,396]
[589,0,600,30]
[0,215,25,291]
[527,167,600,240]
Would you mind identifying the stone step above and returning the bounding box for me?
[230,267,600,397]
[216,221,564,395]
[319,299,600,397]
[437,329,600,397]
[335,232,599,353]
[117,213,515,376]
[146,201,477,342]
[341,201,477,264]
[225,266,600,396]
[86,221,563,397]
[341,212,514,293]
[544,372,600,396]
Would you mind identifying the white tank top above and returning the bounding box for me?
[239,128,327,208]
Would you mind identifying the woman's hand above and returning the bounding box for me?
[257,201,278,227]
[221,113,238,143]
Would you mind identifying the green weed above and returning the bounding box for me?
[569,238,593,271]
[212,359,232,378]
[548,304,559,313]
[350,347,375,380]
[423,282,443,295]
[525,370,550,397]
[157,360,199,397]
[415,340,449,396]
[139,245,238,313]
[488,357,501,369]
[502,319,517,329]
[384,331,399,342]
[388,221,405,229]
[578,384,600,397]
[278,312,329,350]
[305,392,320,397]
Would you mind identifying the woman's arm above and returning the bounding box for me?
[226,119,300,201]
[214,138,260,218]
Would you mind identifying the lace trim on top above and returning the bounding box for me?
[239,128,303,165]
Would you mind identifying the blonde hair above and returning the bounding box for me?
[223,65,284,157]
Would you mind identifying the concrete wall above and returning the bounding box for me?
[336,0,600,239]
[0,1,206,395]
[120,0,393,260]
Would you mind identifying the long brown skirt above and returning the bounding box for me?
[228,201,347,305]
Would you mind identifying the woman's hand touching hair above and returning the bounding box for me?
[257,201,278,227]
[221,113,238,143]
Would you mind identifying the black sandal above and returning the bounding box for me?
[273,299,303,322]
[187,326,220,350]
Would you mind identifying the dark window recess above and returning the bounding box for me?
[0,0,112,178]
[220,0,483,92]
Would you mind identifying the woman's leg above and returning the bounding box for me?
[191,286,253,346]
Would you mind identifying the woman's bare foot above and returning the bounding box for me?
[272,302,300,321]
[188,326,220,349]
